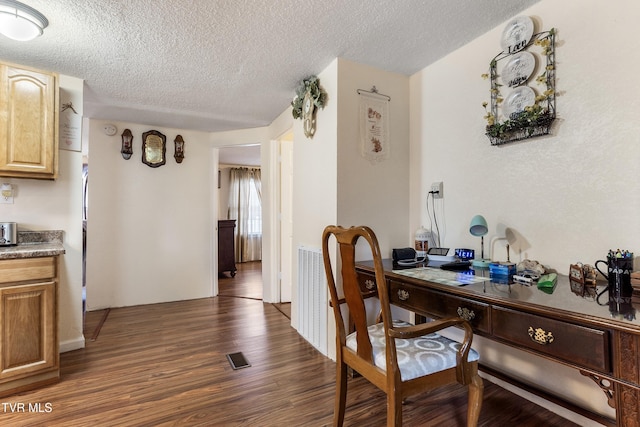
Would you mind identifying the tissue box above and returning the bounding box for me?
[489,262,516,282]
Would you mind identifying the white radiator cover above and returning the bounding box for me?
[297,246,328,356]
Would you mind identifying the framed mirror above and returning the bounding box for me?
[141,130,166,168]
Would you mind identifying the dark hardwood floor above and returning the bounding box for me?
[219,261,264,300]
[219,260,291,319]
[2,262,578,426]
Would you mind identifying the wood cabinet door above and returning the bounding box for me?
[0,63,58,179]
[0,281,57,381]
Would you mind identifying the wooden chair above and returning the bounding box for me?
[322,225,483,427]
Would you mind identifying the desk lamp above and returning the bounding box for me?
[469,215,490,268]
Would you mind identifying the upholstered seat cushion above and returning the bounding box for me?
[346,320,480,381]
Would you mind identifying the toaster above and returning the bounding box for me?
[0,222,17,246]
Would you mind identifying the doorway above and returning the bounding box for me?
[217,144,262,300]
[214,132,294,311]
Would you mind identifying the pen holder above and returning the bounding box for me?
[595,255,634,304]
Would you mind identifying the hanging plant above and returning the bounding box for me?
[291,75,327,120]
[290,76,328,138]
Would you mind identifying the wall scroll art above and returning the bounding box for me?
[141,130,166,168]
[59,88,82,151]
[358,86,390,163]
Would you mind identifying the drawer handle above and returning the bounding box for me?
[397,289,410,301]
[364,279,375,290]
[528,326,554,345]
[457,307,476,321]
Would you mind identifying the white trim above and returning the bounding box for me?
[211,148,219,297]
[262,139,280,303]
[60,336,85,353]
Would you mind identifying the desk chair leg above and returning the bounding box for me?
[467,374,484,427]
[387,389,403,427]
[334,359,347,427]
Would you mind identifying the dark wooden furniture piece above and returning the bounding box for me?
[323,226,483,427]
[355,259,640,427]
[218,220,236,277]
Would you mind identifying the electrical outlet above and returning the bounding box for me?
[431,181,443,199]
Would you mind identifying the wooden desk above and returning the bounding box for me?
[355,260,640,427]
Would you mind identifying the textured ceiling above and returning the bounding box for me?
[0,0,538,133]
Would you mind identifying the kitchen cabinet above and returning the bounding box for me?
[0,62,58,179]
[0,256,59,396]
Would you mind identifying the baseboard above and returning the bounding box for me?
[59,335,85,353]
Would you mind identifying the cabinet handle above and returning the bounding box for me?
[397,289,410,301]
[364,279,375,290]
[457,307,476,321]
[528,326,554,345]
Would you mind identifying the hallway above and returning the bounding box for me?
[218,261,263,300]
[218,261,291,319]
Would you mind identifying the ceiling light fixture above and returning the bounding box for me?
[0,0,48,41]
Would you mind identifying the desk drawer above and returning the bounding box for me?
[492,307,611,373]
[389,280,490,334]
[356,272,379,297]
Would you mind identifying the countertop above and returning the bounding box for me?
[0,230,65,260]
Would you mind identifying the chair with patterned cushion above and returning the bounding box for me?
[322,225,483,427]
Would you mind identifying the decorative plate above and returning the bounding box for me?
[503,86,536,119]
[502,51,536,88]
[501,16,534,54]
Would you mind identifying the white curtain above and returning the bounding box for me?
[228,167,262,262]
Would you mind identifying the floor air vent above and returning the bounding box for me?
[226,352,251,369]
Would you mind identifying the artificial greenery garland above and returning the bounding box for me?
[291,75,327,119]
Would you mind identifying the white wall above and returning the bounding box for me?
[0,74,85,352]
[336,59,411,256]
[291,60,339,334]
[410,0,638,420]
[85,121,214,309]
[291,58,411,356]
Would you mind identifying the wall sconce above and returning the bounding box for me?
[0,0,49,41]
[121,129,133,160]
[1,183,14,204]
[174,135,185,163]
[469,214,489,268]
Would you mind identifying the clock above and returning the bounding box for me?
[569,263,585,296]
[570,264,584,282]
[569,263,596,297]
[455,248,475,261]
